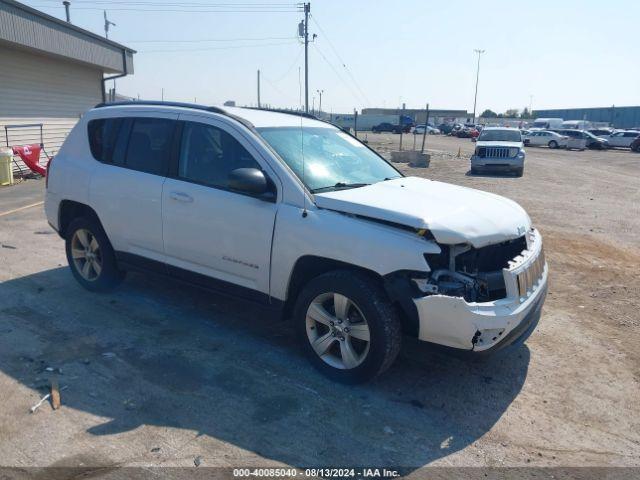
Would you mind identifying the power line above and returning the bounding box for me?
[32,0,295,5]
[32,6,299,12]
[125,36,296,43]
[271,48,304,83]
[140,40,299,53]
[312,42,366,107]
[310,15,370,105]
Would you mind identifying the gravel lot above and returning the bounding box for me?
[0,135,639,474]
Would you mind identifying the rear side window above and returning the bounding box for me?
[88,118,123,163]
[125,118,175,175]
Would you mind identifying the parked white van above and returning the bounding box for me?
[45,102,548,383]
[532,118,563,129]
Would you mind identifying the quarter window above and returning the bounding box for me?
[178,122,261,189]
[87,118,123,163]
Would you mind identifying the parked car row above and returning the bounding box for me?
[522,128,639,150]
[371,122,411,134]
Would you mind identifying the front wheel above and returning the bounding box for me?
[65,217,124,292]
[294,270,401,384]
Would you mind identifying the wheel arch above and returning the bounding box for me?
[58,200,102,239]
[282,255,418,336]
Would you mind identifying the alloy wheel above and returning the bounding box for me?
[70,228,102,281]
[305,292,371,370]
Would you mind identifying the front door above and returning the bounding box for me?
[162,114,279,298]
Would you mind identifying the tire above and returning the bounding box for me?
[548,140,558,149]
[293,270,401,384]
[65,216,124,292]
[515,167,524,177]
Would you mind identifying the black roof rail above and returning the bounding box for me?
[243,106,319,120]
[93,100,226,115]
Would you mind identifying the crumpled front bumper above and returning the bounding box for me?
[414,229,548,353]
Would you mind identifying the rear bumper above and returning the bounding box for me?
[414,229,547,353]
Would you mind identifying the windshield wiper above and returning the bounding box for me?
[311,182,370,193]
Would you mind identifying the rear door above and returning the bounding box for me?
[161,114,279,298]
[89,112,178,264]
[609,132,626,147]
[623,132,640,147]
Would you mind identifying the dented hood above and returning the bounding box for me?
[314,177,531,248]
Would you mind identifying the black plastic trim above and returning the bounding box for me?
[115,251,283,313]
[382,271,422,337]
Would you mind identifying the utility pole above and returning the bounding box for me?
[104,10,115,39]
[257,70,261,108]
[298,3,312,113]
[304,3,310,113]
[63,1,71,23]
[316,89,324,114]
[472,49,485,124]
[421,103,430,153]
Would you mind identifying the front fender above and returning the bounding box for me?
[269,204,439,301]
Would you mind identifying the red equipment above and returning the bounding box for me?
[12,144,47,176]
[4,123,51,177]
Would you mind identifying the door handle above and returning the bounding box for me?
[169,191,194,203]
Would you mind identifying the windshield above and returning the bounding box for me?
[257,127,402,192]
[478,129,522,142]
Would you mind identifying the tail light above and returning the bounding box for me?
[45,156,54,189]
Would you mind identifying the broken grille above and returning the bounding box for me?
[477,147,513,158]
[516,247,546,297]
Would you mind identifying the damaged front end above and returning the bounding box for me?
[416,235,529,303]
[394,228,548,352]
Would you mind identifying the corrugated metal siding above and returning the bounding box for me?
[1,45,100,174]
[0,0,133,74]
[534,107,640,129]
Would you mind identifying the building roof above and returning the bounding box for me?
[0,0,134,74]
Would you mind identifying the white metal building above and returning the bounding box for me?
[0,0,135,172]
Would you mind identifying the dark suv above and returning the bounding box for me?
[371,122,410,134]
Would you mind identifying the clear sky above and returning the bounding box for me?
[23,0,640,114]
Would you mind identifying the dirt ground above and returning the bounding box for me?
[0,135,639,475]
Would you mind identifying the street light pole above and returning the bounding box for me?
[316,89,324,114]
[472,49,485,124]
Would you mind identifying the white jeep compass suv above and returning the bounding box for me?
[45,102,547,383]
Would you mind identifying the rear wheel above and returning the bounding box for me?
[65,217,124,292]
[548,140,558,149]
[294,270,401,384]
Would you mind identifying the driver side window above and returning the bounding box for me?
[178,122,261,189]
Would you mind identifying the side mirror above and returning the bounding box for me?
[228,168,273,198]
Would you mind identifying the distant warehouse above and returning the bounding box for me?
[362,107,470,125]
[534,106,640,129]
[0,0,135,170]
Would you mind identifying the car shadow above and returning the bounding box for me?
[0,267,531,471]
